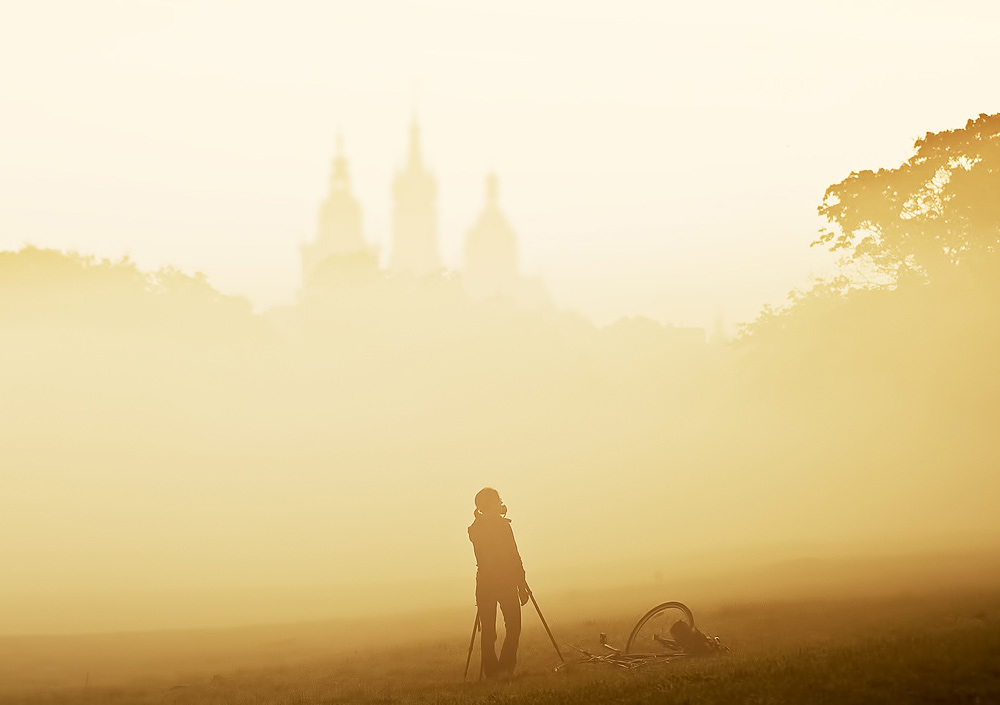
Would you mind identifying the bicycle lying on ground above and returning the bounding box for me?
[557,601,729,671]
[463,595,728,678]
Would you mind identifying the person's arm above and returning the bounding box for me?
[505,523,526,579]
[506,523,530,604]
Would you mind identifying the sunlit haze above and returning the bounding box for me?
[4,0,999,327]
[3,4,1000,702]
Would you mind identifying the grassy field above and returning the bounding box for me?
[3,586,999,705]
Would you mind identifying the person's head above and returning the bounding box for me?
[474,487,506,517]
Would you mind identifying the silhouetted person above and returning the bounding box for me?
[468,487,530,678]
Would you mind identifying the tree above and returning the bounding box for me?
[815,112,1000,283]
[0,246,252,330]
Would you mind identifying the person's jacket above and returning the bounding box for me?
[468,513,525,588]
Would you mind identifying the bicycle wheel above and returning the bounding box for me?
[624,601,694,655]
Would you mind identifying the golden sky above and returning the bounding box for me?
[2,0,999,328]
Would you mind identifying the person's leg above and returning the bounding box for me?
[477,586,500,678]
[497,586,522,674]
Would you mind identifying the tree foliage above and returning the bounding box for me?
[815,112,1000,282]
[740,112,1000,415]
[0,246,252,329]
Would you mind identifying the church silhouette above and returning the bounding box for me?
[301,118,547,309]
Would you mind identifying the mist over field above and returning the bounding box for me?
[4,3,1000,702]
[4,112,1000,631]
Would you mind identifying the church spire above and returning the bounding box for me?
[463,172,518,302]
[329,130,350,191]
[390,117,439,275]
[301,130,368,287]
[485,172,499,207]
[408,114,423,167]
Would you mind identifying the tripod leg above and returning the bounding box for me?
[477,607,486,680]
[463,610,480,680]
[528,588,565,664]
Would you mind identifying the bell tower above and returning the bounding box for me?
[302,134,367,286]
[464,173,518,301]
[389,117,441,275]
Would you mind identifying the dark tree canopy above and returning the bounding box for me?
[815,112,1000,282]
[742,110,1000,407]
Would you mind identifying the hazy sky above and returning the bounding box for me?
[3,0,998,328]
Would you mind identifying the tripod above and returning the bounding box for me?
[463,583,564,679]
